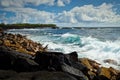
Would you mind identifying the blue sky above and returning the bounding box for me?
[0,0,120,27]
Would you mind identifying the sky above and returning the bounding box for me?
[0,0,120,27]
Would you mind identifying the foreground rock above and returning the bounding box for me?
[0,46,119,80]
[0,70,77,80]
[80,58,120,80]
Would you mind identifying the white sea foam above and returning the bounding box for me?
[43,33,120,70]
[7,29,120,70]
[80,36,120,69]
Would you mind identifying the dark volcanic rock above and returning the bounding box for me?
[0,46,17,70]
[0,71,77,80]
[34,51,89,80]
[0,70,17,80]
[0,46,39,72]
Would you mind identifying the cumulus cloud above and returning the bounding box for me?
[0,2,120,26]
[57,3,120,23]
[2,7,55,23]
[0,0,71,7]
[57,0,71,6]
[56,11,77,23]
[0,0,24,7]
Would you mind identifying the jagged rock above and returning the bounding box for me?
[34,51,65,71]
[79,58,101,80]
[103,59,118,65]
[99,67,119,80]
[1,32,45,55]
[34,51,89,80]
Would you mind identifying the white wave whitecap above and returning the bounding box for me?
[7,29,120,70]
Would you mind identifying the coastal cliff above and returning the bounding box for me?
[0,28,120,80]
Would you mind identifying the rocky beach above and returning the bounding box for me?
[0,28,120,80]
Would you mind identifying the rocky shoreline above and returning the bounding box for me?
[0,28,120,80]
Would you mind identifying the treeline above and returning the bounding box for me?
[0,23,58,30]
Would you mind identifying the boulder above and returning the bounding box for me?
[99,67,119,80]
[103,59,118,65]
[0,46,39,72]
[79,58,101,80]
[0,46,17,70]
[34,51,89,80]
[34,51,64,71]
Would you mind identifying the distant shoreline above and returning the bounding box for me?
[1,23,120,30]
[0,23,58,30]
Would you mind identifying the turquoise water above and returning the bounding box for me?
[7,28,120,70]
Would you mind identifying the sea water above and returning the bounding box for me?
[7,27,120,70]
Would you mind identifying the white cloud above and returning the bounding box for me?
[24,0,55,6]
[56,3,120,24]
[0,0,25,7]
[0,0,71,7]
[1,2,120,27]
[56,11,77,23]
[57,0,71,6]
[57,0,65,6]
[2,7,55,23]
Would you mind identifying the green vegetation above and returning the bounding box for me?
[0,23,58,29]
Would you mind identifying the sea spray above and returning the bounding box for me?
[7,28,120,70]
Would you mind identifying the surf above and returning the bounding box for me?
[7,28,120,70]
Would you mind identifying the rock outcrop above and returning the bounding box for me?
[0,31,46,55]
[79,58,120,80]
[103,59,118,65]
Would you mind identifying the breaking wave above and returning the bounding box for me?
[7,29,120,70]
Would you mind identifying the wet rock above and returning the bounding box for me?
[103,59,118,65]
[79,58,101,80]
[99,67,119,80]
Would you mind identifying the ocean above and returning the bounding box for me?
[7,27,120,70]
